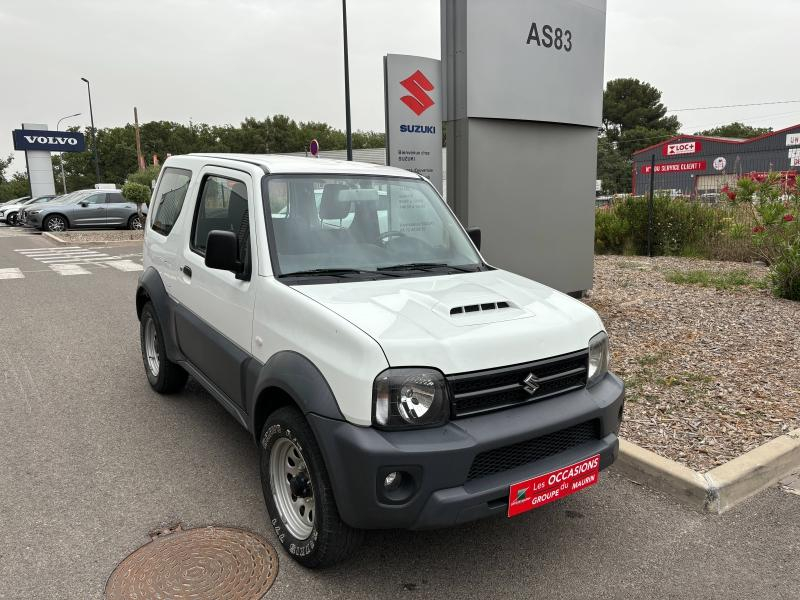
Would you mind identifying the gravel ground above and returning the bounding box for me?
[49,230,144,243]
[585,255,800,472]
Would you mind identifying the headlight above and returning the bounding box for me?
[28,210,41,215]
[373,368,449,429]
[587,331,609,387]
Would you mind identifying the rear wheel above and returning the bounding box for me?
[43,214,67,232]
[260,407,362,568]
[139,302,187,394]
[7,212,18,226]
[128,214,143,230]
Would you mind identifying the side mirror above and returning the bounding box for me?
[80,201,89,207]
[205,230,243,274]
[467,227,482,251]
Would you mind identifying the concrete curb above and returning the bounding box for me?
[615,428,800,514]
[43,232,144,247]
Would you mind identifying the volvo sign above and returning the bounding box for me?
[13,129,86,152]
[384,54,443,193]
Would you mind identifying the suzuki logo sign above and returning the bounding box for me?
[399,70,435,116]
[663,141,701,156]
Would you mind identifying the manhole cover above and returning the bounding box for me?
[105,526,278,599]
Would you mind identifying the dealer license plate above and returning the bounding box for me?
[507,454,600,518]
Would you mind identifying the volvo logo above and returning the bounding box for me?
[522,373,540,395]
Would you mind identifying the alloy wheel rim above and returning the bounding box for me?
[131,216,143,230]
[144,317,160,377]
[48,217,66,232]
[269,437,315,540]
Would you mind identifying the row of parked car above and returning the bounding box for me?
[0,189,147,231]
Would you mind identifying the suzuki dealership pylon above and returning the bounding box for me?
[442,0,607,294]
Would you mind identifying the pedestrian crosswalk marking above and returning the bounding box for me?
[0,267,24,279]
[106,260,143,272]
[15,247,117,265]
[49,264,92,276]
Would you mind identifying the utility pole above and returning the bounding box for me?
[134,107,145,171]
[342,0,353,161]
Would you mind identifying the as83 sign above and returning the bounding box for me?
[526,22,572,52]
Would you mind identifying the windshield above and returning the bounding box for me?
[264,175,482,280]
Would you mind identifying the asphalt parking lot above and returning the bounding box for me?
[0,226,799,600]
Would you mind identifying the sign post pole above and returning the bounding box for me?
[647,154,656,257]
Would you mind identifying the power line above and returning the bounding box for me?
[669,99,800,112]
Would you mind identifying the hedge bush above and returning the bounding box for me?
[595,195,724,257]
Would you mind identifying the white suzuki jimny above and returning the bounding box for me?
[136,153,624,567]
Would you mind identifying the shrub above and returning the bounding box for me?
[770,238,800,300]
[595,195,723,257]
[125,165,162,190]
[121,181,151,205]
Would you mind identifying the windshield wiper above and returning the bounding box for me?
[378,262,475,273]
[278,268,399,279]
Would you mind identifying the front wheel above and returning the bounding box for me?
[128,214,143,230]
[43,214,68,232]
[139,302,188,394]
[260,407,362,568]
[7,212,18,226]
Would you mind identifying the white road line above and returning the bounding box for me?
[0,268,24,280]
[49,264,91,276]
[106,260,144,272]
[16,247,82,253]
[38,255,111,263]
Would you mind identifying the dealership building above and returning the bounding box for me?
[631,124,800,196]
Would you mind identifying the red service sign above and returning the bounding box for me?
[507,454,600,518]
[641,160,707,175]
[663,140,701,156]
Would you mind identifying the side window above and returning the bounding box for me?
[150,168,192,236]
[106,193,123,203]
[83,193,106,205]
[191,175,250,264]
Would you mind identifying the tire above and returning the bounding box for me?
[43,214,68,232]
[128,213,144,230]
[7,212,17,226]
[139,302,188,394]
[260,407,363,568]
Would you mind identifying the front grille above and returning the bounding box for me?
[467,420,599,481]
[447,350,588,418]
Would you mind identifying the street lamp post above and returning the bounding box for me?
[342,0,353,161]
[56,112,81,194]
[80,77,101,182]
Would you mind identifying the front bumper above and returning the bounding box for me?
[309,373,624,530]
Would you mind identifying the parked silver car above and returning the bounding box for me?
[24,189,147,232]
[0,195,54,225]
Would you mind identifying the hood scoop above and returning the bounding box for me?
[450,300,512,316]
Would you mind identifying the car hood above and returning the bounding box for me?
[293,269,604,374]
[0,203,26,212]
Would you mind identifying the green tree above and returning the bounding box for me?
[597,78,681,193]
[602,78,680,143]
[696,122,772,139]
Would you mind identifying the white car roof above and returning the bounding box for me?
[184,153,420,178]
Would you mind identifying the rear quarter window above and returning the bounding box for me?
[150,167,192,236]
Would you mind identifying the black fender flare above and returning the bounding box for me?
[135,267,182,362]
[247,351,345,439]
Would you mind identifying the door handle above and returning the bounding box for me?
[181,265,192,278]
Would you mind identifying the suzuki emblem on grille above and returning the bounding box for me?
[522,373,540,395]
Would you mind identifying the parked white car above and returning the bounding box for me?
[136,154,624,567]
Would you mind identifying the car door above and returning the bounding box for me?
[71,193,107,227]
[169,167,257,409]
[105,192,134,226]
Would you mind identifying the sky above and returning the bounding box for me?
[2,0,799,174]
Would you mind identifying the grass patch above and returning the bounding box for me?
[664,269,766,290]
